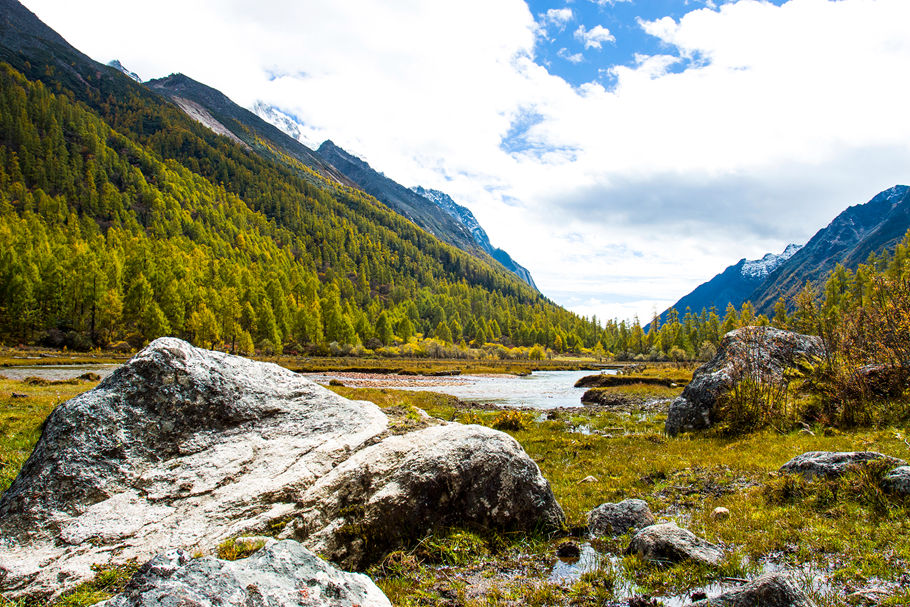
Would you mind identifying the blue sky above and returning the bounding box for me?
[527,0,788,88]
[22,0,910,323]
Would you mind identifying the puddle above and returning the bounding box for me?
[549,544,605,582]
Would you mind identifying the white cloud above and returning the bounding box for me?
[557,48,585,63]
[542,7,574,30]
[19,0,910,323]
[574,24,615,49]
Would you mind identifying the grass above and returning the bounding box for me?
[0,378,97,495]
[332,383,910,605]
[3,369,910,605]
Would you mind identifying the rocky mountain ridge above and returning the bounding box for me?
[660,185,910,320]
[412,187,538,289]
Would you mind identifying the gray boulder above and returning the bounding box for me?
[779,451,905,479]
[688,572,811,606]
[665,327,824,436]
[0,338,563,598]
[587,498,655,537]
[627,523,723,566]
[881,466,910,494]
[101,540,390,607]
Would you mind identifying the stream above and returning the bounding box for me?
[303,368,617,409]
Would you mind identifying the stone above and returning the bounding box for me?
[779,451,905,479]
[587,498,655,537]
[10,392,28,398]
[882,466,910,495]
[0,338,563,599]
[627,523,723,566]
[665,327,825,436]
[687,572,811,606]
[711,507,730,521]
[577,475,598,484]
[101,539,391,607]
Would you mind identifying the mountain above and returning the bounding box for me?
[315,140,481,254]
[659,185,910,321]
[251,104,537,288]
[412,187,537,290]
[107,59,140,82]
[750,185,910,313]
[145,73,354,187]
[0,0,599,354]
[658,244,801,322]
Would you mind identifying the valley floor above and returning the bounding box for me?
[2,375,909,606]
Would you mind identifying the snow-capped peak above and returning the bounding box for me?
[741,243,802,279]
[107,60,140,83]
[251,101,319,149]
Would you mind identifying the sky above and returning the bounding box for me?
[20,0,910,323]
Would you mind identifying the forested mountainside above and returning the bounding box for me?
[314,140,481,254]
[0,0,609,354]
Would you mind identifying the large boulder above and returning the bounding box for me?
[0,338,563,598]
[587,498,655,537]
[627,523,723,566]
[665,327,824,436]
[101,540,390,607]
[779,451,905,479]
[688,572,811,606]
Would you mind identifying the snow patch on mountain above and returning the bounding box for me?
[741,243,802,279]
[251,102,319,149]
[413,187,494,253]
[107,60,140,82]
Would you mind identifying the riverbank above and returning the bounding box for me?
[0,346,620,376]
[2,374,908,606]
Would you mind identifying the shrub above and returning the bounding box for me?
[713,327,798,435]
[492,410,528,431]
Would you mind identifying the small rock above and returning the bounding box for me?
[846,587,889,605]
[779,451,905,479]
[882,466,910,495]
[688,572,812,606]
[588,499,655,537]
[627,523,723,566]
[711,507,730,520]
[577,475,599,484]
[690,591,708,601]
[103,540,391,607]
[77,372,101,381]
[628,596,660,607]
[10,392,28,399]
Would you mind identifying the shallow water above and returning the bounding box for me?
[0,364,120,381]
[305,368,618,409]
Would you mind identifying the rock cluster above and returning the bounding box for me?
[665,327,824,436]
[0,338,563,599]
